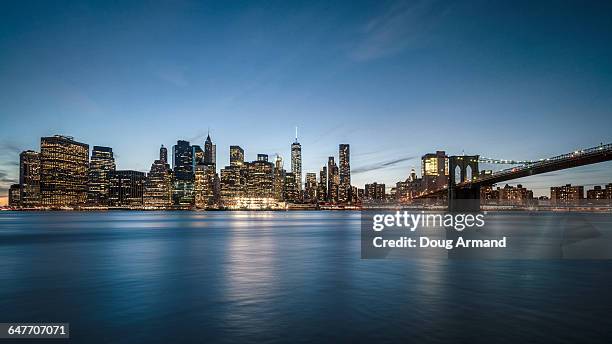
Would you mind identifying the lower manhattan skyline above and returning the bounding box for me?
[2,0,612,205]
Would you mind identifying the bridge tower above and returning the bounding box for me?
[448,155,481,212]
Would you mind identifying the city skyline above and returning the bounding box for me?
[2,1,612,204]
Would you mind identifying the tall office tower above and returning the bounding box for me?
[19,150,40,207]
[87,146,116,206]
[160,145,168,164]
[305,173,317,203]
[144,157,173,209]
[192,145,204,165]
[291,131,302,193]
[273,155,285,201]
[318,166,327,203]
[247,154,274,199]
[173,140,193,181]
[338,144,351,204]
[230,145,245,166]
[421,151,449,191]
[283,172,299,203]
[327,157,339,203]
[108,170,145,208]
[173,140,194,207]
[40,135,89,208]
[194,164,217,209]
[204,134,216,170]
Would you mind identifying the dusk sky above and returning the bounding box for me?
[1,0,612,203]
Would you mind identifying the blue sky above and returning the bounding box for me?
[1,0,612,201]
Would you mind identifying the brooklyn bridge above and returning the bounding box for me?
[414,143,612,211]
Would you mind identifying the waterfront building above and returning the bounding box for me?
[247,154,274,199]
[144,148,173,209]
[338,144,351,204]
[273,155,285,201]
[109,170,145,208]
[291,135,302,194]
[8,184,20,207]
[498,184,533,205]
[365,182,386,201]
[87,146,115,206]
[40,135,89,208]
[327,157,339,203]
[550,184,584,203]
[318,166,327,203]
[19,150,41,207]
[587,185,607,200]
[221,146,248,205]
[194,164,218,209]
[305,172,317,203]
[173,140,194,207]
[283,172,299,203]
[421,151,449,192]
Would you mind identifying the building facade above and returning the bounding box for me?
[109,170,145,208]
[87,146,115,206]
[19,150,41,207]
[338,144,351,204]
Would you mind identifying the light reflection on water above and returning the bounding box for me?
[0,211,611,343]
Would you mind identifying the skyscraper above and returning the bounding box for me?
[87,146,115,206]
[194,164,217,209]
[421,151,449,191]
[230,145,245,166]
[109,170,145,208]
[144,147,173,209]
[173,140,194,207]
[327,157,339,203]
[204,133,216,170]
[318,166,327,203]
[160,145,168,164]
[338,144,351,204]
[305,172,317,203]
[273,155,285,201]
[291,130,302,194]
[283,172,299,203]
[192,145,204,169]
[19,150,40,207]
[247,154,274,199]
[40,135,89,208]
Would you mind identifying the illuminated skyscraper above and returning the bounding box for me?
[9,184,20,207]
[273,155,285,201]
[109,170,145,208]
[87,146,115,206]
[291,129,302,194]
[421,151,449,191]
[247,154,274,199]
[144,147,173,209]
[173,140,194,207]
[192,145,204,169]
[305,172,317,203]
[365,183,386,200]
[204,133,216,170]
[40,135,89,208]
[194,164,217,209]
[338,144,351,204]
[327,157,339,203]
[160,145,168,164]
[230,145,245,166]
[283,172,299,203]
[19,150,40,207]
[318,166,327,203]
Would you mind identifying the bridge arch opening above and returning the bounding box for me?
[466,165,473,182]
[454,165,462,184]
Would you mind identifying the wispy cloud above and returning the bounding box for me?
[349,0,450,61]
[353,155,416,174]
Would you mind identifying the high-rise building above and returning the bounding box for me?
[109,170,145,208]
[40,135,89,208]
[173,140,194,207]
[19,150,40,207]
[192,145,204,169]
[247,154,274,199]
[338,144,351,204]
[230,145,245,166]
[421,151,449,191]
[273,155,285,201]
[173,140,193,180]
[9,184,20,207]
[291,133,302,194]
[160,145,168,164]
[283,172,299,203]
[144,148,173,209]
[318,166,327,203]
[87,146,115,206]
[550,184,584,203]
[365,183,386,201]
[194,164,217,209]
[204,134,216,170]
[305,172,317,203]
[327,157,339,203]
